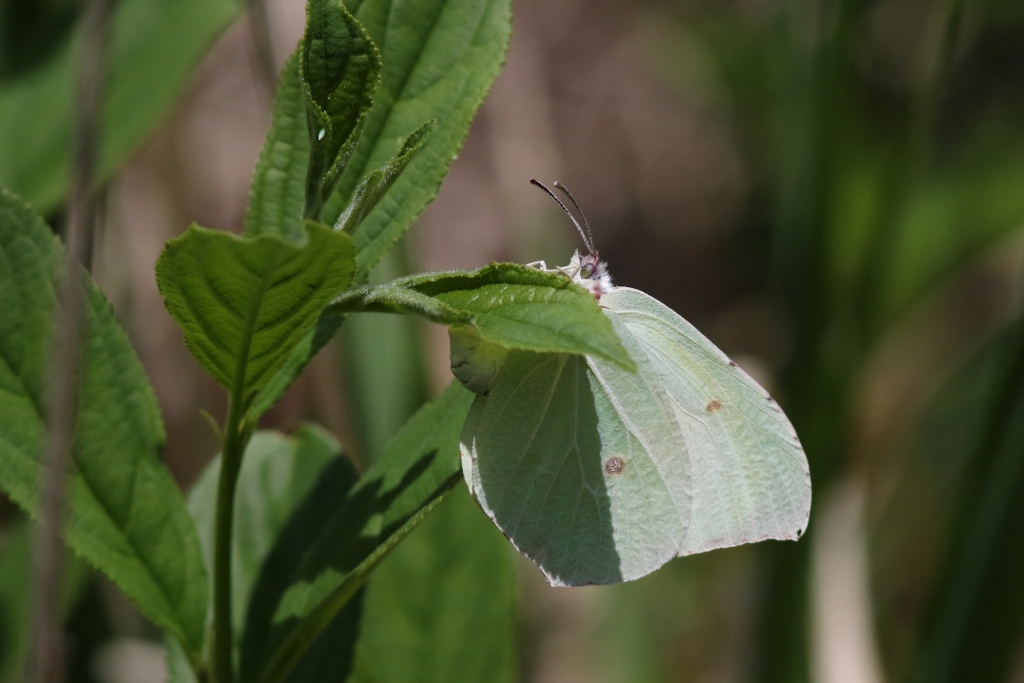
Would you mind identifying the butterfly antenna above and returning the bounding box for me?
[552,181,596,254]
[529,179,595,254]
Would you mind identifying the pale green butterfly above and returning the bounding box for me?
[454,180,811,587]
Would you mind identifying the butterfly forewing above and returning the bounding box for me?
[599,287,811,554]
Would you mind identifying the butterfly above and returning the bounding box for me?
[454,180,811,586]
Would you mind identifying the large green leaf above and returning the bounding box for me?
[156,221,355,411]
[301,0,381,219]
[0,0,239,213]
[245,382,476,683]
[245,52,309,243]
[349,486,517,683]
[0,188,207,664]
[330,262,634,368]
[322,0,513,279]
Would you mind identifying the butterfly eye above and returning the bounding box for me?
[580,262,595,279]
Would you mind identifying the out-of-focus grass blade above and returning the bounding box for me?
[910,318,1024,683]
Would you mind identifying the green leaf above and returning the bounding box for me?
[331,262,634,368]
[156,221,355,412]
[301,0,382,219]
[247,311,346,422]
[322,0,513,279]
[245,52,309,243]
[336,121,435,236]
[249,382,476,683]
[349,486,518,683]
[0,0,239,213]
[0,188,207,664]
[178,426,359,682]
[233,432,363,683]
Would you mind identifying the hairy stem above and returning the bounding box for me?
[213,396,250,683]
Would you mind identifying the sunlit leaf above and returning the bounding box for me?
[156,221,355,413]
[322,0,513,279]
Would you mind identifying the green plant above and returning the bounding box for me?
[0,0,525,679]
[0,0,689,678]
[0,0,820,678]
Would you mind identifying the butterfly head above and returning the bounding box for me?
[569,249,613,299]
[530,179,614,300]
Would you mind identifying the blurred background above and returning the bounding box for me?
[2,0,1024,680]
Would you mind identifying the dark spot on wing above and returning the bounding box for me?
[706,399,723,413]
[604,456,626,475]
[728,360,737,367]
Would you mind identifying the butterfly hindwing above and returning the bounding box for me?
[461,337,691,586]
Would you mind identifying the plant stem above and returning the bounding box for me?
[29,0,113,681]
[212,396,250,683]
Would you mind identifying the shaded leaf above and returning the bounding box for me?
[349,486,517,683]
[909,319,1024,683]
[249,382,475,683]
[0,188,207,664]
[175,426,360,683]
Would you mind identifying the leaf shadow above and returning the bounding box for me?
[240,446,461,681]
